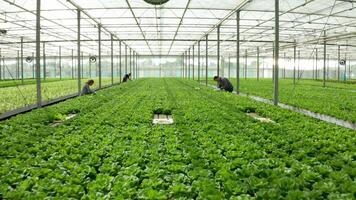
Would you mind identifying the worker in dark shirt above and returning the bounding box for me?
[81,79,96,96]
[123,73,131,82]
[213,76,233,92]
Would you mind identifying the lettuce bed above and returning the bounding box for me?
[0,78,355,199]
[207,78,356,123]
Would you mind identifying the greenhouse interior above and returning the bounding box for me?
[0,0,355,198]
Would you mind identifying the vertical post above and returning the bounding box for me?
[32,52,35,79]
[192,45,195,80]
[129,48,132,74]
[188,48,191,79]
[21,37,24,84]
[198,41,200,81]
[315,48,318,80]
[71,49,74,79]
[344,53,347,81]
[205,35,208,86]
[43,42,46,80]
[0,48,2,80]
[59,46,62,80]
[236,11,240,94]
[77,9,81,94]
[323,30,326,87]
[273,0,279,106]
[244,50,247,79]
[89,55,92,78]
[297,50,300,80]
[36,0,42,107]
[111,34,114,85]
[182,53,185,78]
[16,51,19,79]
[119,41,122,82]
[125,44,127,74]
[283,52,286,79]
[327,54,329,80]
[337,45,340,81]
[98,24,102,89]
[293,41,296,85]
[257,47,260,81]
[81,52,84,78]
[217,25,220,76]
[228,56,231,79]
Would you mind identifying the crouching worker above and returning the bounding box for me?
[122,73,131,82]
[81,79,96,96]
[213,76,233,92]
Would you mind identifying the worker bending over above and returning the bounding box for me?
[213,76,233,92]
[81,79,96,95]
[123,73,131,82]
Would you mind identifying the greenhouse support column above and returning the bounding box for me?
[244,50,247,79]
[192,45,195,80]
[283,52,286,79]
[182,53,185,78]
[315,48,318,80]
[228,57,231,79]
[327,54,329,80]
[257,47,260,81]
[111,34,114,85]
[89,56,91,78]
[125,45,127,74]
[323,30,326,87]
[21,37,24,84]
[236,11,240,94]
[71,49,74,79]
[119,41,122,82]
[293,41,296,85]
[188,48,191,79]
[0,48,2,80]
[198,41,200,81]
[129,48,132,75]
[43,42,46,80]
[81,52,84,78]
[77,9,81,94]
[17,51,19,79]
[273,0,279,106]
[205,35,208,86]
[337,46,340,81]
[35,0,42,107]
[59,46,62,80]
[344,53,347,81]
[32,52,35,79]
[217,25,220,77]
[298,50,300,79]
[98,24,102,89]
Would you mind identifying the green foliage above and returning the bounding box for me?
[0,78,355,199]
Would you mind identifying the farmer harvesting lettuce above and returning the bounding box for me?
[81,79,96,96]
[213,76,233,92]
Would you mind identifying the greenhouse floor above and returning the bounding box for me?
[0,78,355,199]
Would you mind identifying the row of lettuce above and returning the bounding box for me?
[0,78,355,199]
[0,78,114,115]
[206,78,355,123]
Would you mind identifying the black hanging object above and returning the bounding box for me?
[26,56,33,63]
[144,0,169,5]
[89,56,97,63]
[339,59,346,66]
